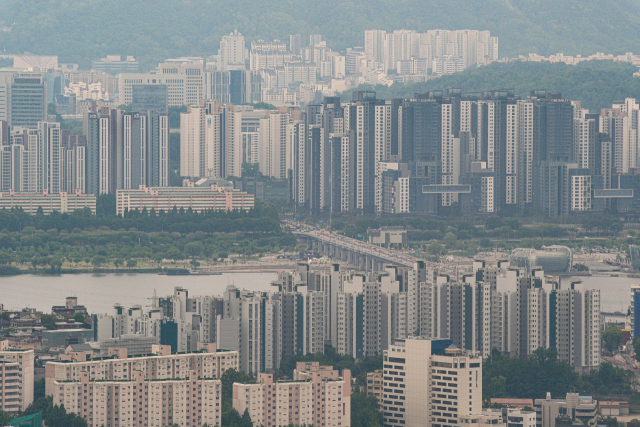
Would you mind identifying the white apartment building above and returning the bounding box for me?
[219,30,247,71]
[53,369,221,427]
[570,174,592,211]
[0,341,34,413]
[381,338,482,427]
[180,104,222,178]
[555,282,600,373]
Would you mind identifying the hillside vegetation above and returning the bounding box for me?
[344,61,640,112]
[1,0,640,69]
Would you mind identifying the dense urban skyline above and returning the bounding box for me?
[0,6,639,427]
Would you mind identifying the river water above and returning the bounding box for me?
[0,272,275,314]
[0,272,636,315]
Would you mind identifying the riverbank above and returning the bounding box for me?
[0,262,304,276]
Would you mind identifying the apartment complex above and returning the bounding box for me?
[0,189,96,214]
[94,258,601,376]
[0,107,168,198]
[115,185,255,215]
[45,343,238,396]
[381,338,482,427]
[0,341,34,413]
[233,363,351,427]
[53,369,221,427]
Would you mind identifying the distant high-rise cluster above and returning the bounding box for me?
[0,108,168,196]
[91,260,600,376]
[175,88,640,217]
[364,29,498,76]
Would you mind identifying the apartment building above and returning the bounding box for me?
[45,343,238,397]
[381,337,482,427]
[53,369,221,427]
[233,364,351,427]
[115,185,254,215]
[366,370,384,402]
[0,189,96,214]
[0,341,34,413]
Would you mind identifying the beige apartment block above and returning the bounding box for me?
[0,341,34,412]
[366,370,383,402]
[233,365,351,427]
[382,338,483,427]
[53,369,220,427]
[45,343,238,396]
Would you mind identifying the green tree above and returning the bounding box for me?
[443,232,457,247]
[48,257,63,274]
[113,258,124,270]
[603,324,622,352]
[91,255,107,268]
[241,409,254,427]
[34,378,46,400]
[634,338,640,362]
[351,392,383,427]
[40,314,58,329]
[427,241,445,256]
[0,409,14,425]
[126,259,138,269]
[184,242,204,258]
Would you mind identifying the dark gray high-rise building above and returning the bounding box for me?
[84,108,118,195]
[117,110,169,190]
[131,85,168,113]
[146,111,169,187]
[531,91,575,216]
[205,70,261,104]
[11,73,46,128]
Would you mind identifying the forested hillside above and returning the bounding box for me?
[1,0,640,69]
[344,61,640,112]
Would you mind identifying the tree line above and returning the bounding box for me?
[0,198,282,234]
[483,348,635,399]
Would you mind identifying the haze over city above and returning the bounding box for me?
[3,1,640,427]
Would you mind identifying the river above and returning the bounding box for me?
[0,272,275,314]
[0,272,636,315]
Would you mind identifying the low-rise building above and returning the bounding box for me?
[45,343,238,397]
[460,412,505,427]
[116,185,254,215]
[293,361,340,380]
[600,401,629,416]
[0,341,35,413]
[489,398,535,409]
[366,370,383,401]
[233,366,351,427]
[504,408,537,427]
[53,369,220,427]
[41,328,94,347]
[534,393,598,427]
[0,190,96,214]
